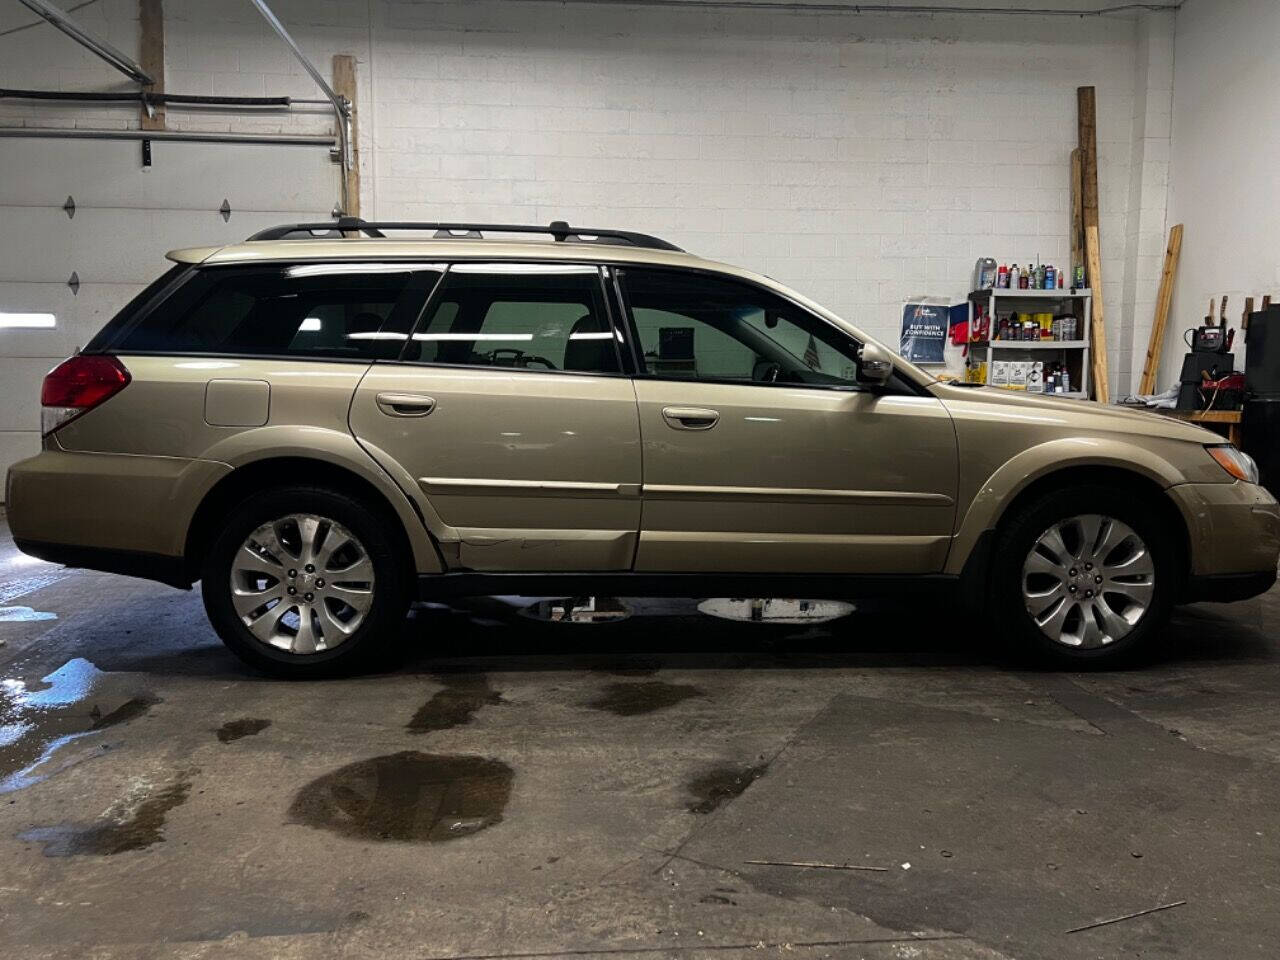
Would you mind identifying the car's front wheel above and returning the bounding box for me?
[992,484,1178,666]
[202,486,410,677]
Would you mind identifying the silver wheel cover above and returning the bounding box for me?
[229,513,375,655]
[1022,513,1155,648]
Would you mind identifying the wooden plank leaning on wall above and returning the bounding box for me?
[1138,223,1184,395]
[1077,86,1109,404]
[332,54,360,218]
[139,0,165,131]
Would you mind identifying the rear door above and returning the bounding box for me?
[349,263,642,571]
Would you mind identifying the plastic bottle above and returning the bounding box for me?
[1019,266,1029,289]
[997,264,1009,289]
[1045,265,1055,290]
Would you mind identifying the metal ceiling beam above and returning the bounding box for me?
[246,0,353,215]
[16,0,154,84]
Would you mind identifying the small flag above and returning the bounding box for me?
[803,333,821,370]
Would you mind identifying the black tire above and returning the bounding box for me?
[202,485,411,678]
[991,483,1179,668]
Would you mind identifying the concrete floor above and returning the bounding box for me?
[2,511,1279,960]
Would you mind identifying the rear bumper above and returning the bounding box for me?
[13,538,191,589]
[6,447,227,586]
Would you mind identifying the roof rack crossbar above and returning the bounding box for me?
[245,218,682,251]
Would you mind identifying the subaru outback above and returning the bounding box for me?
[6,219,1278,676]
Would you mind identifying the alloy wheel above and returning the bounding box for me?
[229,513,375,654]
[1021,513,1155,648]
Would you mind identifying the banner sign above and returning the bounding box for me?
[900,302,948,364]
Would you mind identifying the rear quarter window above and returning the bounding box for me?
[113,263,439,360]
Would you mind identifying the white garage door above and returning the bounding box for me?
[0,137,336,489]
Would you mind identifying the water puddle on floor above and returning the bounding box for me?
[19,774,192,856]
[288,751,513,842]
[587,680,704,717]
[0,658,159,794]
[686,763,768,814]
[215,718,272,743]
[0,605,57,623]
[407,673,502,733]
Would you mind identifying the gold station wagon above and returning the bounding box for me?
[7,219,1279,675]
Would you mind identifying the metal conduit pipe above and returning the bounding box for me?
[247,0,353,216]
[495,0,1179,14]
[0,127,337,147]
[0,88,331,108]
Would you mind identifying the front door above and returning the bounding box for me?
[615,267,958,574]
[350,263,641,571]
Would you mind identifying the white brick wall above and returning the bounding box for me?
[0,0,1183,465]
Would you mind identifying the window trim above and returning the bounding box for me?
[387,261,630,379]
[613,264,910,396]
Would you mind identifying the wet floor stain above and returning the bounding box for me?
[407,673,502,733]
[686,763,768,814]
[92,695,161,730]
[19,775,192,856]
[1,658,158,794]
[0,605,57,622]
[289,751,513,842]
[587,680,703,717]
[215,718,272,743]
[588,657,662,677]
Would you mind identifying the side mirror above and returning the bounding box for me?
[856,341,893,385]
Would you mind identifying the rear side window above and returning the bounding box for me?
[85,263,191,353]
[402,264,619,374]
[115,263,440,360]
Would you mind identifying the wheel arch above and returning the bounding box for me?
[948,455,1192,595]
[183,455,443,582]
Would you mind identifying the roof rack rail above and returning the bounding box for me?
[245,217,682,251]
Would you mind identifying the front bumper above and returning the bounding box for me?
[1168,479,1280,600]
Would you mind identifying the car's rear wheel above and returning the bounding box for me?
[202,486,410,677]
[992,484,1178,666]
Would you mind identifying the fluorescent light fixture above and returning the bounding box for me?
[412,332,534,341]
[299,317,322,332]
[0,312,55,329]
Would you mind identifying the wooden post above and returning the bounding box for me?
[1077,86,1109,403]
[139,0,165,131]
[1070,148,1084,283]
[332,54,360,217]
[1138,223,1183,395]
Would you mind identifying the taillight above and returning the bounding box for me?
[41,354,131,436]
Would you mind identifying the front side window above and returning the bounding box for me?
[403,264,619,374]
[618,268,862,388]
[116,263,439,360]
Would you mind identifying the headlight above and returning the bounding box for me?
[1207,445,1260,483]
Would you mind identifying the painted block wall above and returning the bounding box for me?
[1,0,1179,484]
[1162,0,1280,390]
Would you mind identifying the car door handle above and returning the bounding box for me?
[662,406,719,430]
[375,392,436,417]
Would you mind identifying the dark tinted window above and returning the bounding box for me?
[116,263,439,360]
[86,262,191,352]
[619,268,863,387]
[403,264,619,374]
